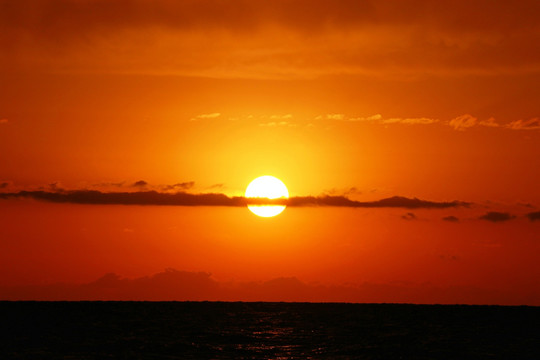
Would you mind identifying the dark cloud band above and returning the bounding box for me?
[0,190,469,209]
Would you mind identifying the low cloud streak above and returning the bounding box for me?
[0,190,469,209]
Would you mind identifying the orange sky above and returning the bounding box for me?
[0,0,539,304]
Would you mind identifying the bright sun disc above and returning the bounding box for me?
[245,176,289,217]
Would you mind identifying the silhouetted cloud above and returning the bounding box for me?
[46,182,63,191]
[0,190,242,206]
[0,182,9,189]
[288,195,469,209]
[0,190,469,209]
[526,211,540,221]
[132,180,148,187]
[93,181,125,188]
[442,216,459,222]
[163,181,195,191]
[479,212,516,222]
[324,187,361,197]
[401,212,416,220]
[208,183,224,190]
[1,268,537,305]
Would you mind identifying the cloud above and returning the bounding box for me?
[479,117,499,127]
[324,187,361,197]
[345,114,438,125]
[259,121,295,127]
[337,113,538,131]
[1,268,537,305]
[401,212,416,220]
[506,118,540,130]
[0,190,469,209]
[190,113,221,121]
[442,215,459,222]
[0,190,241,206]
[163,181,195,191]
[316,114,345,120]
[526,211,540,221]
[206,183,225,191]
[132,180,148,187]
[269,114,292,120]
[348,114,382,122]
[449,114,477,131]
[0,181,10,189]
[447,115,540,131]
[479,212,516,222]
[317,114,438,125]
[289,195,468,208]
[46,182,63,191]
[382,117,439,125]
[0,118,8,124]
[1,1,539,79]
[93,181,125,188]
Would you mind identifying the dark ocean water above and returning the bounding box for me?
[1,302,539,359]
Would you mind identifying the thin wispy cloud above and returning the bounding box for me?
[479,118,499,128]
[506,118,540,130]
[318,114,438,125]
[382,117,439,125]
[269,114,293,120]
[348,114,383,122]
[190,113,221,121]
[259,121,295,127]
[316,114,345,120]
[448,115,505,131]
[309,112,538,132]
[449,114,478,131]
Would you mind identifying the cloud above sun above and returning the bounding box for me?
[2,0,539,78]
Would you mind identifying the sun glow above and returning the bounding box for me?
[245,176,289,217]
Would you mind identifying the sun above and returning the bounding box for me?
[245,176,289,217]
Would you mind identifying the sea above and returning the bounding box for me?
[1,302,539,359]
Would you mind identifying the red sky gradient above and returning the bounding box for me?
[1,0,539,304]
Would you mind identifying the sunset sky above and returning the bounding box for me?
[1,0,539,304]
